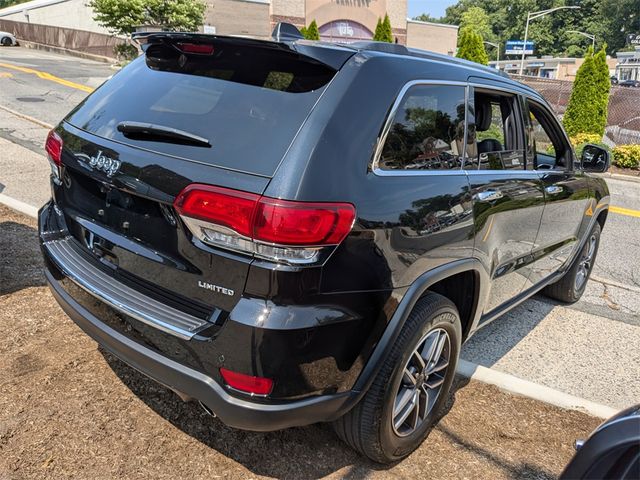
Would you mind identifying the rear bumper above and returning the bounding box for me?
[44,269,354,430]
[39,202,358,431]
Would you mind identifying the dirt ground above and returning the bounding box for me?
[0,204,602,479]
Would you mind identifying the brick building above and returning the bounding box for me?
[204,0,458,55]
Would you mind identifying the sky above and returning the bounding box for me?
[407,0,458,19]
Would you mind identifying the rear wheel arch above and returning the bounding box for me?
[351,259,488,395]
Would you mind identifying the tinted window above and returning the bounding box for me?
[66,44,337,177]
[526,100,570,169]
[378,84,466,171]
[466,90,525,170]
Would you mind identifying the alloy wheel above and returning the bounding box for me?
[392,328,451,437]
[575,234,597,291]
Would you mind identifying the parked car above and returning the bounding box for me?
[619,79,640,88]
[610,75,619,85]
[561,405,640,479]
[38,25,611,463]
[0,31,18,46]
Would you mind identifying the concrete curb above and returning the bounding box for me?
[0,192,621,421]
[457,359,618,419]
[0,194,39,218]
[17,40,117,64]
[0,104,53,129]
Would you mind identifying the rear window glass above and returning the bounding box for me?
[65,42,337,177]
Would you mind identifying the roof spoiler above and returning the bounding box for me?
[271,22,304,42]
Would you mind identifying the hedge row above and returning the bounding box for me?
[613,145,640,169]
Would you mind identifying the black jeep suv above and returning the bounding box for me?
[39,27,610,463]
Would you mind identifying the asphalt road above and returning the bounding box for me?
[1,46,639,410]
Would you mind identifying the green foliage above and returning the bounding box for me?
[456,28,489,65]
[613,145,640,169]
[438,0,638,57]
[0,0,28,7]
[373,14,393,43]
[114,43,139,61]
[412,13,443,23]
[302,20,319,40]
[89,0,206,36]
[563,47,611,137]
[373,18,383,41]
[460,6,493,42]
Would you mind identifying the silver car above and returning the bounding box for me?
[0,31,18,46]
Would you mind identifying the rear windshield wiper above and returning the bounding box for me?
[117,121,211,148]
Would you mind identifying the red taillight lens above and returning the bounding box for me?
[174,185,259,238]
[45,130,63,166]
[254,198,355,245]
[219,368,273,395]
[173,184,356,247]
[176,43,215,55]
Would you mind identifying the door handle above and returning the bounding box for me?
[545,185,563,195]
[475,190,504,202]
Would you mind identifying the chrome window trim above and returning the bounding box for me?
[371,79,469,177]
[523,95,576,172]
[370,79,542,178]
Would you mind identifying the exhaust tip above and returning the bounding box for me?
[199,401,217,418]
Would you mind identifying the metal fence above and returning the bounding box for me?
[0,19,124,59]
[513,75,640,147]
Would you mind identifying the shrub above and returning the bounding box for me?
[563,47,611,138]
[456,28,489,65]
[302,20,319,40]
[374,14,393,43]
[613,145,640,169]
[569,133,602,146]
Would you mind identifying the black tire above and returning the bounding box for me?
[1,37,12,46]
[543,222,601,303]
[333,292,461,463]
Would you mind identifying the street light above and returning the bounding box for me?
[519,6,580,76]
[567,30,596,50]
[484,41,500,66]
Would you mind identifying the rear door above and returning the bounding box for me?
[56,36,343,313]
[523,98,592,288]
[466,85,545,315]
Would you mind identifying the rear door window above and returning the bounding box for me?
[466,89,526,170]
[65,41,339,177]
[377,84,467,171]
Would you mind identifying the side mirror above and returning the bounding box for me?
[581,144,610,173]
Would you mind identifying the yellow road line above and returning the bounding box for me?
[610,206,640,218]
[0,72,13,78]
[0,62,94,93]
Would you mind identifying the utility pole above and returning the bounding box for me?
[519,6,581,76]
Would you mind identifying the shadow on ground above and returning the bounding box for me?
[102,347,478,479]
[0,218,46,295]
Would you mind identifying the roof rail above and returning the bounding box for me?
[271,22,304,42]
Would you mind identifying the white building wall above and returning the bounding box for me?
[0,0,109,34]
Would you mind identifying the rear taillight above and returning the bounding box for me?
[45,130,63,178]
[219,368,273,396]
[173,184,356,265]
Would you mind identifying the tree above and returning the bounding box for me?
[563,47,610,137]
[456,28,489,65]
[302,20,320,40]
[382,13,393,43]
[374,14,393,42]
[459,6,493,42]
[413,13,443,23]
[89,0,206,36]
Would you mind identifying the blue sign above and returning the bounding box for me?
[505,40,535,55]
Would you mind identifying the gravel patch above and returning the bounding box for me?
[0,204,601,479]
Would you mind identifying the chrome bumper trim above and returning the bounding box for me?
[43,236,210,340]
